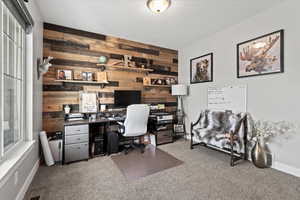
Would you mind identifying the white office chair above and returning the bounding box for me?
[118,104,150,154]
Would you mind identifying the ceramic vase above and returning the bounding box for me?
[251,136,272,168]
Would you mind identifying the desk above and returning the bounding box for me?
[63,114,174,163]
[64,118,118,126]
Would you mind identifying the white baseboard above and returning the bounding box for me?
[272,162,300,178]
[16,159,40,200]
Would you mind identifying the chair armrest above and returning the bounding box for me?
[117,121,125,134]
[117,121,124,126]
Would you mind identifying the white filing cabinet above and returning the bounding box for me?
[64,124,89,163]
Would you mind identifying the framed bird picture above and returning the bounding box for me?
[237,30,284,78]
[190,53,213,84]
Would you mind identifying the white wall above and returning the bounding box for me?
[179,0,300,173]
[0,1,43,199]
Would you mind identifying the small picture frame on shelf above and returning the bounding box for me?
[151,78,166,85]
[73,70,83,80]
[57,70,72,80]
[87,72,93,81]
[82,72,94,81]
[82,72,87,81]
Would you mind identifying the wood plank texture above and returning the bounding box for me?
[43,23,178,133]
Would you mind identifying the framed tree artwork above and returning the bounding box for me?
[190,53,213,84]
[237,30,284,78]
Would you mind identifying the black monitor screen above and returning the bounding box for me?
[114,90,141,107]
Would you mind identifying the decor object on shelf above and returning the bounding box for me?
[237,30,284,78]
[166,77,177,85]
[146,77,177,86]
[95,72,108,83]
[190,53,213,84]
[86,72,93,81]
[250,120,295,168]
[64,105,71,114]
[172,84,187,138]
[143,77,151,86]
[37,56,53,79]
[124,55,132,67]
[57,69,72,80]
[82,72,87,81]
[81,72,94,81]
[152,78,163,85]
[73,70,83,80]
[98,55,108,64]
[147,0,171,14]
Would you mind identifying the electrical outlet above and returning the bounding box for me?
[14,171,19,185]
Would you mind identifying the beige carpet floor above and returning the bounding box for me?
[25,140,300,200]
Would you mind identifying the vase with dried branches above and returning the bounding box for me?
[251,120,295,168]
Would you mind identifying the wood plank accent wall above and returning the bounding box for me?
[43,23,178,134]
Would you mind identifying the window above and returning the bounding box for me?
[0,1,26,157]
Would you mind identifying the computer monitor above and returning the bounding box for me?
[114,90,141,108]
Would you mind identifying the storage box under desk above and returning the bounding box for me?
[152,124,174,145]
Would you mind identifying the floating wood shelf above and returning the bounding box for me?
[97,64,154,72]
[144,85,171,88]
[55,80,109,84]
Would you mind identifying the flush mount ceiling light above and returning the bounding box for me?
[147,0,171,14]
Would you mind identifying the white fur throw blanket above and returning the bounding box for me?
[192,110,254,153]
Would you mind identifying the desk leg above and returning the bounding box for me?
[139,134,151,145]
[105,122,110,155]
[139,136,144,144]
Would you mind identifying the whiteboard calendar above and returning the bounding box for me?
[207,85,247,113]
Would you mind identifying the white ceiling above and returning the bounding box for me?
[35,0,285,50]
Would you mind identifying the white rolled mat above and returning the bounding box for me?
[39,131,55,166]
